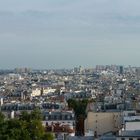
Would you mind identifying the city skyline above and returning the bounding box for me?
[0,0,140,69]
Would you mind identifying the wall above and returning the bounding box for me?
[85,111,122,136]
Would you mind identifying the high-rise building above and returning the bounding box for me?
[119,66,124,75]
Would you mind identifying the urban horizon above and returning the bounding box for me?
[0,64,140,70]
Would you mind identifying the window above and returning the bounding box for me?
[62,115,65,120]
[56,115,60,120]
[129,138,133,140]
[121,138,125,140]
[137,138,140,140]
[45,116,48,120]
[128,113,135,116]
[67,115,71,120]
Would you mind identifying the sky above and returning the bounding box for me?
[0,0,140,69]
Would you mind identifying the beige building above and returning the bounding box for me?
[85,111,122,136]
[31,88,41,97]
[43,87,56,95]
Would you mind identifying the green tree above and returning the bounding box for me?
[42,133,54,140]
[30,108,42,120]
[4,119,30,140]
[0,110,54,140]
[19,111,31,122]
[0,112,6,139]
[67,99,89,136]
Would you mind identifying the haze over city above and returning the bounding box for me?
[0,0,140,69]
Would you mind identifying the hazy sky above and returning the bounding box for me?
[0,0,140,69]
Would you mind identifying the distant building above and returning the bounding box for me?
[31,88,41,97]
[119,66,124,75]
[43,87,56,95]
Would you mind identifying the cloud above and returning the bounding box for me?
[0,0,140,68]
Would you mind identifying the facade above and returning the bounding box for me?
[117,133,140,140]
[31,88,41,97]
[42,111,75,138]
[117,111,140,140]
[43,87,56,95]
[85,111,122,137]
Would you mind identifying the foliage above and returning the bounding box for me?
[67,99,88,118]
[42,133,54,140]
[67,99,89,136]
[0,110,54,140]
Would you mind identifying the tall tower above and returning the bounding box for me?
[119,66,123,75]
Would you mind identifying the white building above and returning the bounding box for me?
[31,88,41,97]
[117,111,140,140]
[43,87,56,95]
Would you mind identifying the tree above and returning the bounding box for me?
[19,109,53,140]
[0,112,7,139]
[3,119,31,140]
[30,108,42,120]
[67,99,89,136]
[19,110,31,122]
[42,133,54,140]
[0,110,54,140]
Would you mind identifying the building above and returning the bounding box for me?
[117,111,140,140]
[43,87,56,95]
[85,111,122,137]
[42,111,75,138]
[31,88,41,97]
[119,66,124,75]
